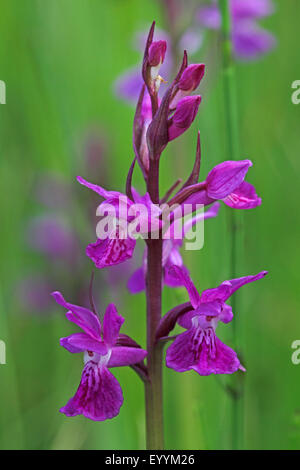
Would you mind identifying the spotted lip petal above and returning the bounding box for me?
[86,236,136,269]
[60,362,123,421]
[166,327,241,375]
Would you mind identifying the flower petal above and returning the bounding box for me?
[232,0,275,20]
[86,236,136,269]
[60,362,123,421]
[127,267,146,294]
[113,66,144,103]
[224,271,268,300]
[197,5,221,29]
[233,22,276,61]
[60,333,107,355]
[164,259,189,288]
[192,335,241,375]
[178,301,222,329]
[166,329,198,372]
[219,304,234,324]
[201,270,268,303]
[223,181,261,209]
[206,160,252,200]
[108,346,147,367]
[51,291,101,340]
[167,266,201,308]
[77,176,121,200]
[103,304,124,347]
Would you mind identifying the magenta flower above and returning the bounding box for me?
[52,292,147,421]
[164,266,268,375]
[77,176,161,269]
[198,0,276,61]
[171,159,261,211]
[128,202,221,294]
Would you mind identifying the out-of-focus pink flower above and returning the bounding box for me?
[26,215,79,261]
[197,0,276,61]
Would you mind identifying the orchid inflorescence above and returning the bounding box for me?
[52,21,267,436]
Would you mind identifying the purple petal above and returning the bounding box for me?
[166,329,199,372]
[200,283,232,304]
[224,271,268,299]
[192,335,241,376]
[179,29,203,55]
[201,270,268,303]
[51,291,101,340]
[60,333,107,355]
[206,160,252,200]
[166,328,241,375]
[181,202,221,238]
[167,266,201,308]
[219,304,234,324]
[233,22,276,60]
[103,304,124,347]
[178,301,222,329]
[197,5,221,29]
[223,181,261,209]
[108,346,147,367]
[26,216,78,259]
[86,236,136,269]
[113,67,144,103]
[232,0,275,20]
[168,96,201,142]
[77,176,121,200]
[164,260,189,288]
[127,267,146,294]
[60,362,123,421]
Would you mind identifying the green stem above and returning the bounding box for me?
[219,0,243,450]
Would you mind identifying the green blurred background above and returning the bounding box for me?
[0,0,299,450]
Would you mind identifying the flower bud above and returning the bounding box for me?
[171,64,205,109]
[178,64,205,91]
[148,40,167,68]
[206,160,252,199]
[168,95,201,141]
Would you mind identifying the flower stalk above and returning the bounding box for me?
[144,147,164,449]
[219,0,243,450]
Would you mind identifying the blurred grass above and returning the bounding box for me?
[0,0,299,450]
